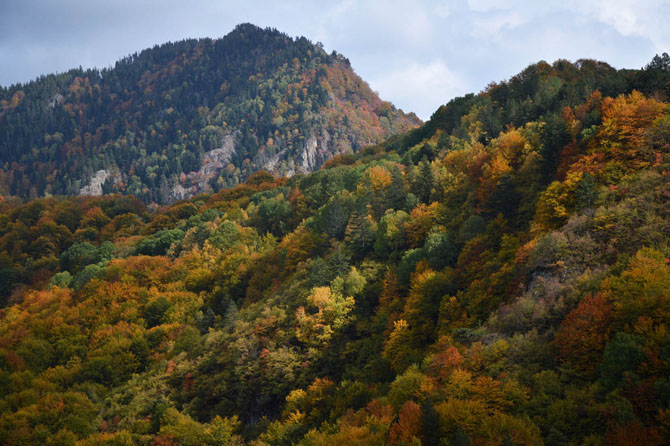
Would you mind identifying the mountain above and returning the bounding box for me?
[0,24,420,203]
[0,54,669,445]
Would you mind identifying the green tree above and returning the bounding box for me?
[600,332,646,390]
[344,210,375,259]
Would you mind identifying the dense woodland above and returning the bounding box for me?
[0,50,670,445]
[0,24,419,203]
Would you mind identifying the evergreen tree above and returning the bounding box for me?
[344,209,375,259]
[413,157,435,204]
[388,164,407,210]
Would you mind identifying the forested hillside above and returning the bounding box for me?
[0,24,419,203]
[0,55,669,445]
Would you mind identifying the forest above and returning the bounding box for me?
[0,51,669,445]
[0,24,419,203]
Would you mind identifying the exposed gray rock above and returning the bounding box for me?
[171,133,237,200]
[170,183,191,201]
[301,135,319,172]
[263,148,289,172]
[298,128,334,173]
[198,134,236,178]
[49,93,64,108]
[79,170,109,196]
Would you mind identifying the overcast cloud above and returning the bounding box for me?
[1,0,668,120]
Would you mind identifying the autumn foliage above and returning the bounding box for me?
[0,55,669,445]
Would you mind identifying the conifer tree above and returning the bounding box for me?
[344,209,375,259]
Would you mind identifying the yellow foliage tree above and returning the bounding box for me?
[296,286,355,349]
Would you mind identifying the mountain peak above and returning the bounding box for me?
[0,26,420,203]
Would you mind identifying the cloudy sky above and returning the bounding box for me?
[1,0,669,120]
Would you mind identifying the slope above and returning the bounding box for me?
[0,55,669,445]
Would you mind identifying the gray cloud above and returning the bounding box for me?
[0,0,666,120]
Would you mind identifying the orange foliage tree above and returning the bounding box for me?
[554,293,613,375]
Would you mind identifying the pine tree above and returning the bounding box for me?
[158,174,170,204]
[223,300,239,332]
[388,164,407,210]
[344,209,374,259]
[413,157,434,204]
